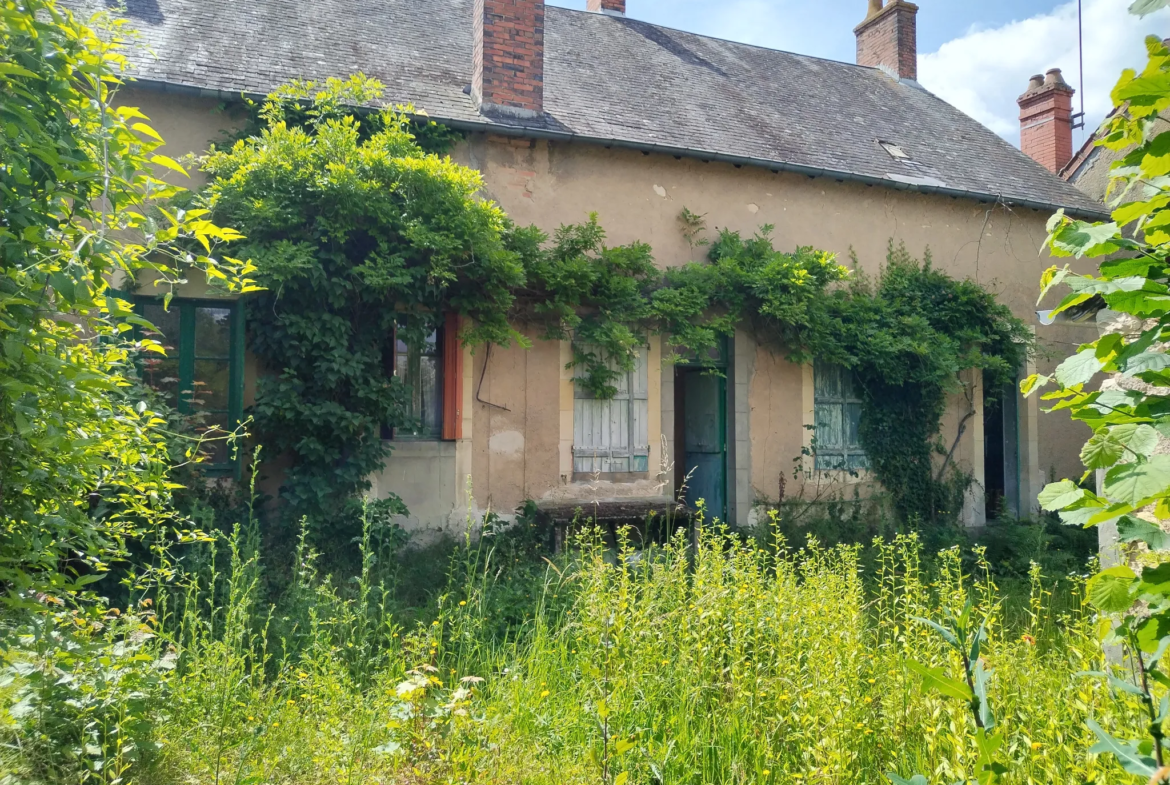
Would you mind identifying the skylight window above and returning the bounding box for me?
[878,140,910,161]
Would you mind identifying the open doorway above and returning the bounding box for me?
[674,368,727,523]
[983,384,1020,521]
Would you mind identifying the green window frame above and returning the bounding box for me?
[813,360,868,472]
[133,297,246,476]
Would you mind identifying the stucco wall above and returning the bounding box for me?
[119,85,1098,529]
[463,132,1094,517]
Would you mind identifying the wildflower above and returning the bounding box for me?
[867,678,876,684]
[541,690,550,698]
[1031,742,1043,751]
[1022,634,1036,646]
[459,601,467,606]
[287,700,295,706]
[763,770,771,777]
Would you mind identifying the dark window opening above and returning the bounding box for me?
[984,383,1021,520]
[135,298,244,474]
[383,327,443,441]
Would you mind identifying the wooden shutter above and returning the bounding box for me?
[572,346,650,473]
[441,312,463,440]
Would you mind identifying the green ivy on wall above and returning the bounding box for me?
[206,76,1029,533]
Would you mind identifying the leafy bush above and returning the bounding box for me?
[0,0,255,602]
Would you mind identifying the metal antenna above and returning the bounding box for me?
[1072,0,1087,130]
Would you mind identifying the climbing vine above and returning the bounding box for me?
[206,76,1028,531]
[817,245,1031,523]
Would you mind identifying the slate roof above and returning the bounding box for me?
[70,0,1107,217]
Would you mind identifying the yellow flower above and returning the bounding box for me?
[763,770,771,777]
[867,679,876,684]
[459,601,467,606]
[540,690,550,698]
[1031,742,1043,751]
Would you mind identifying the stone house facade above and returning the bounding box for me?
[74,0,1108,532]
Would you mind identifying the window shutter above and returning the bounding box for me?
[441,312,463,440]
[572,346,650,473]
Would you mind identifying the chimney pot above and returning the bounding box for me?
[1018,67,1076,173]
[587,0,626,14]
[1044,67,1068,86]
[855,1,919,81]
[473,0,545,118]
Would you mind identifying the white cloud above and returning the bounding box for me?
[918,0,1170,147]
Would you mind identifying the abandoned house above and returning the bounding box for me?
[72,0,1109,531]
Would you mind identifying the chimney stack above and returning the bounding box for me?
[587,0,625,14]
[855,1,919,81]
[1017,68,1075,173]
[473,0,545,118]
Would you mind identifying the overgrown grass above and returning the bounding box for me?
[0,515,1141,784]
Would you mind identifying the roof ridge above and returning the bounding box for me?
[545,3,882,72]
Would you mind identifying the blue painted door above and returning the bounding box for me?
[681,371,726,523]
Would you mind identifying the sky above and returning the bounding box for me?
[548,0,1170,148]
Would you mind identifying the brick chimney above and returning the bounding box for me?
[473,0,545,118]
[1017,69,1075,173]
[855,0,919,81]
[587,0,625,14]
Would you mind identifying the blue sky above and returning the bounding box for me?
[549,0,1170,146]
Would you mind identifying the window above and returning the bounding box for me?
[813,360,867,471]
[135,298,244,473]
[573,346,650,475]
[387,329,443,440]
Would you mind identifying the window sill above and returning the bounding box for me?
[384,440,458,459]
[571,471,651,483]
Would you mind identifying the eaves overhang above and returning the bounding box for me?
[135,77,1113,223]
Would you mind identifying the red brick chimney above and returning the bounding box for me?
[855,0,919,81]
[473,0,545,117]
[1017,69,1075,173]
[587,0,625,14]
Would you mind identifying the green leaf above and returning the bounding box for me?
[614,773,629,785]
[1104,456,1170,506]
[1081,432,1126,470]
[1055,349,1104,387]
[1108,673,1148,697]
[1118,516,1170,550]
[1087,719,1158,778]
[886,775,928,785]
[0,63,39,79]
[1086,565,1138,612]
[1131,0,1170,17]
[1121,351,1170,376]
[905,660,973,701]
[1138,562,1170,596]
[1038,479,1086,511]
[1050,221,1123,258]
[912,616,960,649]
[150,154,189,177]
[972,658,996,731]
